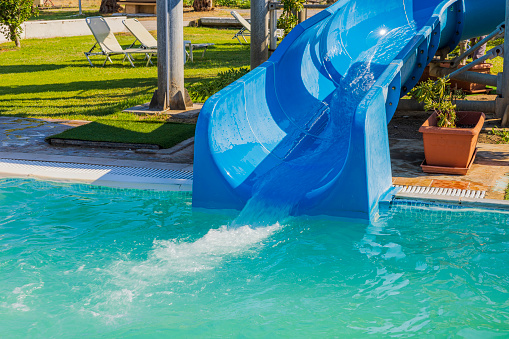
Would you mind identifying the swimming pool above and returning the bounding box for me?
[1,178,508,337]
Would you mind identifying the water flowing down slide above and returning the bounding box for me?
[193,0,505,220]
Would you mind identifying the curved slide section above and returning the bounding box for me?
[193,0,504,220]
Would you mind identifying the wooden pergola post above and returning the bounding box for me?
[250,0,269,69]
[151,0,186,111]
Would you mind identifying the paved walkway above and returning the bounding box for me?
[0,117,194,165]
[391,138,509,200]
[0,116,194,190]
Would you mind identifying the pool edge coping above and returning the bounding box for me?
[0,153,506,211]
[392,191,509,211]
[0,154,194,192]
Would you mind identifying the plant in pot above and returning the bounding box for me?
[410,77,485,175]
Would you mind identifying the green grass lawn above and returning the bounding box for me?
[48,119,196,148]
[0,27,249,122]
[490,56,503,74]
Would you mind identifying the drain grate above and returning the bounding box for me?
[0,158,193,180]
[394,185,486,199]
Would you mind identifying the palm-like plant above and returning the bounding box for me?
[410,77,464,128]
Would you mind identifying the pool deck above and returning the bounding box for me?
[0,116,507,202]
[390,139,509,200]
[0,116,194,190]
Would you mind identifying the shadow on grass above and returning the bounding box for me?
[0,98,154,119]
[68,57,157,68]
[48,120,196,148]
[0,86,155,119]
[0,77,157,97]
[0,64,69,74]
[76,55,160,68]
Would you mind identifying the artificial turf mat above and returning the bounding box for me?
[47,120,196,149]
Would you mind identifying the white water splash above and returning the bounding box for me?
[11,282,44,312]
[79,223,283,322]
[137,223,283,274]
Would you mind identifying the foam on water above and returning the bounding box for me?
[9,283,44,312]
[74,221,283,323]
[121,223,282,275]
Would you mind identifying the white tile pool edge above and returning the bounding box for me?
[0,156,506,211]
[0,158,193,192]
[393,185,487,199]
[394,191,509,211]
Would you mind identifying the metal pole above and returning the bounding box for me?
[430,62,498,86]
[438,44,503,79]
[269,4,277,55]
[451,24,504,67]
[450,71,498,87]
[499,0,509,120]
[297,9,305,24]
[79,0,82,15]
[168,0,186,109]
[251,0,269,69]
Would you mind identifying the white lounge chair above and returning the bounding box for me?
[122,18,213,63]
[84,16,156,67]
[123,18,158,49]
[231,10,251,44]
[230,11,284,45]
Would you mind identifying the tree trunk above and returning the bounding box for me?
[192,0,212,12]
[8,26,21,47]
[99,0,122,14]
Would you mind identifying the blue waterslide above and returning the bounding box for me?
[193,0,505,220]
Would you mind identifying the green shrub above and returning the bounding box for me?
[489,126,509,144]
[187,67,250,102]
[0,0,38,47]
[278,0,305,35]
[214,0,250,9]
[410,78,465,128]
[487,37,503,49]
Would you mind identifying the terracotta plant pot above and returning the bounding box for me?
[419,111,485,168]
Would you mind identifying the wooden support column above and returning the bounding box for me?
[151,0,186,111]
[168,0,186,109]
[250,0,269,69]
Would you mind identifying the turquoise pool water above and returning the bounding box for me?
[1,179,508,337]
